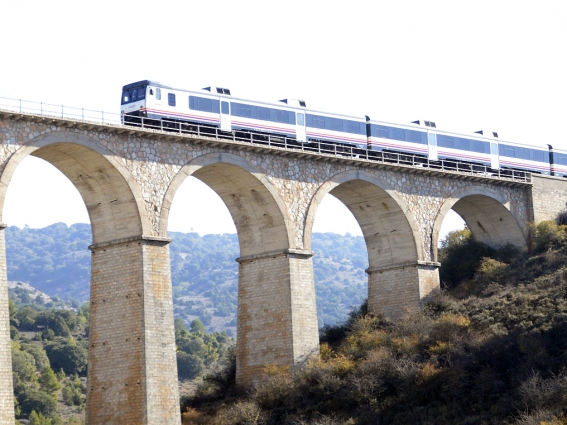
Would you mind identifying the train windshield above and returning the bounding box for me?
[121,86,146,105]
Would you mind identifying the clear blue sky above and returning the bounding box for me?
[1,1,566,237]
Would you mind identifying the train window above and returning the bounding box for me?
[408,130,427,144]
[456,138,470,151]
[470,140,490,154]
[168,93,176,107]
[500,145,515,157]
[156,88,161,101]
[328,117,342,132]
[490,143,498,155]
[307,114,364,134]
[311,115,325,129]
[122,90,130,104]
[428,133,437,146]
[390,127,405,141]
[138,88,145,100]
[221,101,229,114]
[530,149,546,162]
[372,125,389,139]
[297,113,304,126]
[555,153,567,165]
[257,106,270,121]
[437,135,455,149]
[232,103,252,118]
[347,120,360,134]
[189,96,220,113]
[231,102,294,124]
[517,147,530,160]
[371,124,425,142]
[276,109,289,124]
[132,90,137,102]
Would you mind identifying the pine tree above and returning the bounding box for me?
[38,366,61,397]
[56,368,65,381]
[28,411,41,425]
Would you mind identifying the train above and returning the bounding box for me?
[120,80,567,177]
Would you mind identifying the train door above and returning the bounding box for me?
[220,101,231,131]
[428,132,438,161]
[296,112,306,142]
[490,142,499,169]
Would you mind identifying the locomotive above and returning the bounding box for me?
[120,80,566,177]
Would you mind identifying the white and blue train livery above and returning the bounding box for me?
[304,110,367,149]
[121,80,303,140]
[497,139,550,175]
[120,80,566,178]
[366,118,431,158]
[435,129,495,169]
[548,145,567,177]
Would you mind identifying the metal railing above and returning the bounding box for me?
[0,95,531,183]
[0,96,122,125]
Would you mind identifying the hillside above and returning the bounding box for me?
[6,225,368,331]
[8,291,232,425]
[180,220,567,425]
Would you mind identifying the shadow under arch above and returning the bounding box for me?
[304,169,423,267]
[304,170,430,320]
[432,186,527,261]
[160,152,293,256]
[0,131,150,244]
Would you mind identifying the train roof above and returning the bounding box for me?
[122,80,174,90]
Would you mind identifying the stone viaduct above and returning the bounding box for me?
[0,109,565,424]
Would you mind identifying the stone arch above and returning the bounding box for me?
[160,152,293,256]
[304,170,430,320]
[161,152,318,385]
[0,131,150,244]
[432,186,527,261]
[304,169,423,267]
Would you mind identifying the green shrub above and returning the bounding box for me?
[474,257,508,285]
[21,344,50,371]
[530,220,567,254]
[44,340,87,375]
[177,352,205,380]
[20,389,57,417]
[439,228,497,289]
[10,326,19,340]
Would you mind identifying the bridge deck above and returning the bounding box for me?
[0,107,531,187]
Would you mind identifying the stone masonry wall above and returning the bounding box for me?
[529,174,567,223]
[0,227,14,425]
[288,254,319,364]
[236,252,319,385]
[367,264,440,320]
[87,239,180,425]
[87,241,146,424]
[141,242,181,425]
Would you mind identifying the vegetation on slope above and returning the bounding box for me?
[7,226,368,330]
[10,299,89,424]
[9,286,232,424]
[180,218,567,425]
